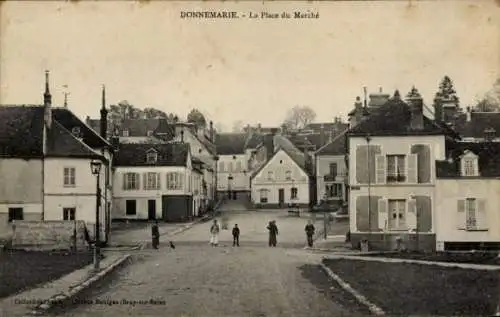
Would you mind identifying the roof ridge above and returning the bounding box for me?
[315,128,348,154]
[52,120,103,157]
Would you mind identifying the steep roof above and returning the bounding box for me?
[315,129,348,156]
[454,112,500,139]
[305,122,348,133]
[244,132,263,149]
[0,105,107,160]
[113,142,189,167]
[436,140,500,178]
[348,96,447,137]
[0,105,45,158]
[215,133,247,155]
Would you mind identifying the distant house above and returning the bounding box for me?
[435,140,500,251]
[0,74,113,243]
[250,133,311,208]
[346,88,457,251]
[314,129,349,208]
[112,142,201,222]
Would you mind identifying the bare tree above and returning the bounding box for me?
[231,120,245,132]
[282,105,317,130]
[474,78,500,112]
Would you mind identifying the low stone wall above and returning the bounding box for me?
[11,220,90,251]
[350,232,436,252]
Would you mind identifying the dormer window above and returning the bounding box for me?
[484,128,496,141]
[147,130,153,137]
[146,149,158,164]
[460,150,479,177]
[122,130,129,137]
[71,127,81,138]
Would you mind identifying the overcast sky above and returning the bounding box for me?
[1,1,499,131]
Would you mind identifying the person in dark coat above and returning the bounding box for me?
[305,220,315,248]
[232,224,240,247]
[267,220,278,247]
[152,220,160,249]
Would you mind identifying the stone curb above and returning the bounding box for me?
[319,263,386,316]
[28,254,132,316]
[323,254,500,271]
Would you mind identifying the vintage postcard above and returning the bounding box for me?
[0,0,499,316]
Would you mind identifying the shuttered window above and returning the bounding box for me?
[123,173,140,190]
[143,172,161,190]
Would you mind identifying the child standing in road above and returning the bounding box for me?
[232,224,240,247]
[209,219,220,247]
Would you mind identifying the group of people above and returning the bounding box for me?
[151,218,317,249]
[208,219,316,248]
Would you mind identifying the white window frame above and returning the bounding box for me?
[465,198,478,230]
[386,155,406,183]
[147,130,153,137]
[219,162,225,173]
[290,187,298,199]
[63,207,76,220]
[325,184,343,198]
[63,167,76,187]
[285,170,292,180]
[461,153,479,177]
[259,189,269,203]
[144,172,160,190]
[166,172,184,190]
[387,199,407,231]
[235,161,242,172]
[123,172,140,190]
[267,171,273,181]
[122,129,129,137]
[146,150,158,164]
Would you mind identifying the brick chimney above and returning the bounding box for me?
[209,121,214,142]
[406,86,424,130]
[264,129,277,160]
[100,85,108,140]
[43,70,52,129]
[319,124,325,146]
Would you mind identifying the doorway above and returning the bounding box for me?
[278,188,285,207]
[148,200,156,220]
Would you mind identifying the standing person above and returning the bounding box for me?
[209,219,220,247]
[305,220,315,248]
[267,220,278,247]
[232,224,240,247]
[151,220,160,249]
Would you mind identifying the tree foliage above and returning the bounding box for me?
[282,105,317,130]
[435,76,459,103]
[474,78,500,112]
[231,120,245,132]
[187,109,207,127]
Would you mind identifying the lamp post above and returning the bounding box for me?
[365,134,372,243]
[90,160,102,271]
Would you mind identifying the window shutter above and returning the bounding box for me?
[456,199,466,230]
[378,199,388,231]
[156,173,161,190]
[122,174,127,190]
[407,198,417,231]
[143,173,147,190]
[477,199,488,230]
[406,154,418,184]
[375,155,386,184]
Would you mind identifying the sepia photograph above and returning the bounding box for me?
[0,0,499,316]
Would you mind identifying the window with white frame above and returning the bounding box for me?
[144,172,160,190]
[63,207,76,220]
[166,172,184,190]
[63,167,76,187]
[461,153,479,177]
[146,150,158,164]
[325,184,343,198]
[386,155,406,183]
[228,162,233,173]
[219,162,225,173]
[147,130,153,137]
[259,189,269,203]
[235,161,242,172]
[267,171,273,180]
[123,172,140,190]
[465,198,477,230]
[122,129,129,137]
[388,199,407,230]
[290,187,298,199]
[285,170,292,180]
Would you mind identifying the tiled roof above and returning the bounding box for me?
[454,112,500,139]
[348,95,448,137]
[436,140,500,178]
[118,136,168,144]
[305,122,348,133]
[120,118,175,137]
[0,105,45,158]
[113,142,189,167]
[52,108,111,149]
[215,133,247,155]
[0,105,107,160]
[46,121,103,160]
[245,133,263,149]
[315,129,348,156]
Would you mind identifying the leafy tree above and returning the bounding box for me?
[187,109,207,127]
[435,76,459,103]
[143,107,167,119]
[282,105,317,130]
[231,120,245,132]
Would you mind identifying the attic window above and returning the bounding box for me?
[146,149,158,164]
[147,130,153,137]
[71,127,81,137]
[122,130,129,137]
[460,150,479,177]
[484,128,496,141]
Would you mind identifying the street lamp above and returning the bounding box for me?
[90,160,102,271]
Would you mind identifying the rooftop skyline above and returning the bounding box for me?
[1,1,498,131]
